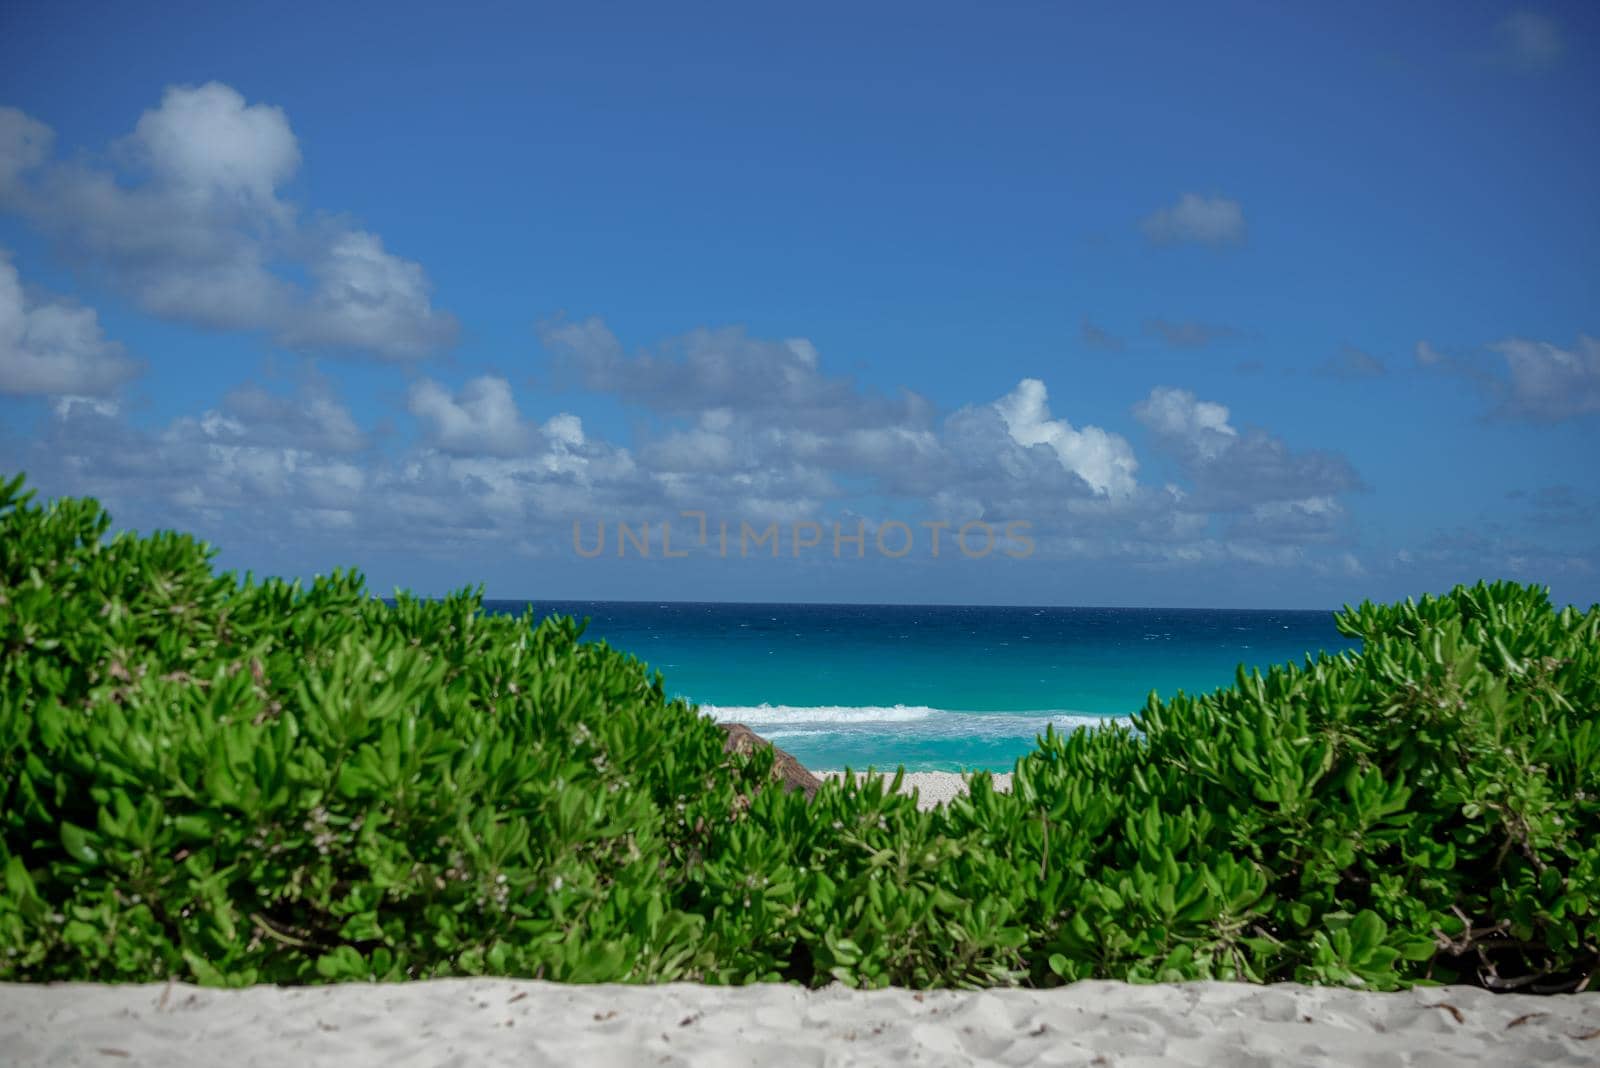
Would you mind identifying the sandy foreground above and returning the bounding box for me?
[2,976,1597,1067]
[821,770,1014,810]
[6,775,1595,1066]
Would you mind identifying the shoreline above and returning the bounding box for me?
[820,770,1014,810]
[4,977,1596,1067]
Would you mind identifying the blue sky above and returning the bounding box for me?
[2,0,1596,608]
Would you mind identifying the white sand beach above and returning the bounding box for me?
[2,976,1596,1067]
[822,770,1015,810]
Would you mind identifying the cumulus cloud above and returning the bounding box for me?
[546,321,1159,518]
[1133,386,1237,461]
[1420,333,1600,422]
[1317,346,1387,379]
[50,395,120,419]
[1134,386,1363,520]
[994,378,1139,497]
[1396,527,1595,586]
[1146,318,1243,349]
[646,423,741,473]
[1498,11,1564,70]
[15,371,645,559]
[0,85,457,361]
[280,230,457,359]
[1140,193,1246,246]
[26,392,380,537]
[544,318,968,522]
[220,378,366,453]
[542,317,930,433]
[1491,334,1600,422]
[908,400,1101,513]
[1232,495,1348,544]
[164,381,367,458]
[9,313,1376,584]
[408,376,534,456]
[125,82,301,211]
[0,253,141,396]
[0,108,52,193]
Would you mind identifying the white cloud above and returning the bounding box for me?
[1416,332,1600,422]
[50,395,120,419]
[10,313,1377,582]
[1134,386,1362,519]
[1140,193,1246,246]
[1133,386,1237,461]
[21,371,640,557]
[1491,334,1600,421]
[785,337,819,367]
[839,426,941,467]
[546,321,1365,562]
[0,84,456,361]
[0,108,52,193]
[543,413,585,449]
[221,379,366,453]
[408,376,533,456]
[1252,496,1340,521]
[647,426,740,472]
[281,230,457,359]
[994,378,1139,497]
[540,315,954,513]
[0,253,140,396]
[1236,495,1348,543]
[125,82,300,212]
[541,317,932,432]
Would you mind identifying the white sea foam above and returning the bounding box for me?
[700,703,938,725]
[700,703,1132,738]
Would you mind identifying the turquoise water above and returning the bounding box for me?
[487,601,1362,772]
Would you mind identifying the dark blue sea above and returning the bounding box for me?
[484,601,1361,772]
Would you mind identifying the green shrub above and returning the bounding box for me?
[0,473,773,984]
[977,578,1600,992]
[2,472,1597,992]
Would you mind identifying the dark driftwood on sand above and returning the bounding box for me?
[719,722,822,801]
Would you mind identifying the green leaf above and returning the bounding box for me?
[58,822,100,865]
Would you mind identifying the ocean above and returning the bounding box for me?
[486,601,1362,773]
